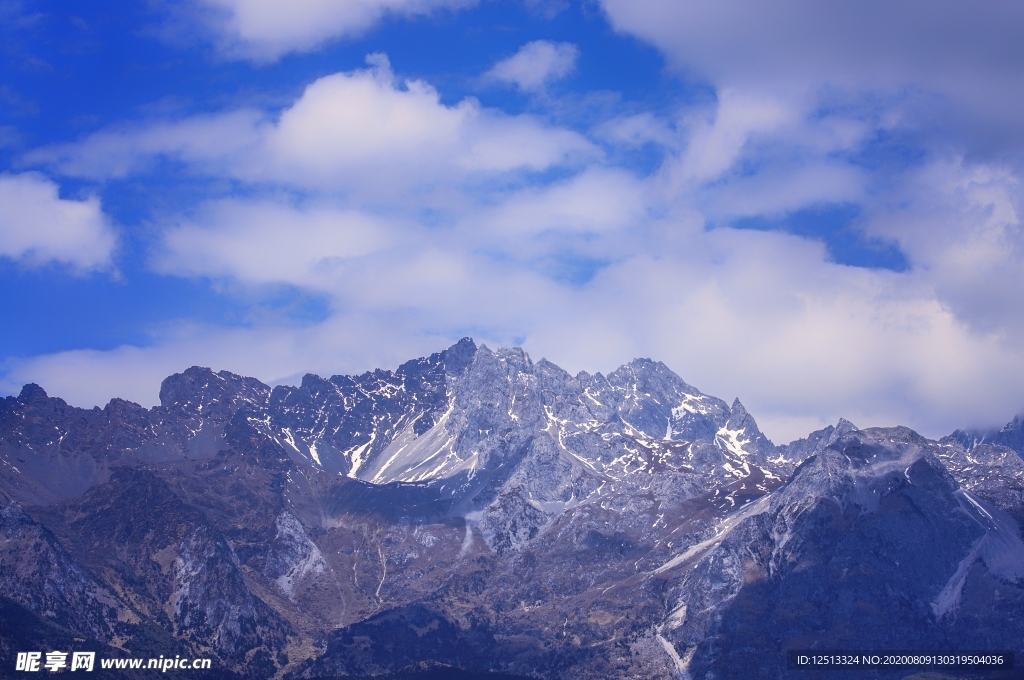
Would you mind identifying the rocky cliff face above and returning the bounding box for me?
[1,339,1022,679]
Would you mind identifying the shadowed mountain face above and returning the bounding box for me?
[1,339,1023,679]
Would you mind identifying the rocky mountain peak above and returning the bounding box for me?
[833,417,859,435]
[2,342,1023,680]
[725,398,753,428]
[608,357,694,394]
[158,366,271,417]
[720,398,774,459]
[16,383,49,405]
[438,336,477,376]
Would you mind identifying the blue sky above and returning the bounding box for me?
[3,0,1024,443]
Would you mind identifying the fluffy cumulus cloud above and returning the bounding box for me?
[485,40,580,92]
[0,172,115,270]
[192,0,477,60]
[30,55,594,198]
[12,34,1024,444]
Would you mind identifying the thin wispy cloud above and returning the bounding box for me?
[484,41,580,92]
[186,0,479,60]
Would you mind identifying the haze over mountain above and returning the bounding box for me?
[2,339,1022,679]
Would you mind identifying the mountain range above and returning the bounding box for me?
[2,338,1023,679]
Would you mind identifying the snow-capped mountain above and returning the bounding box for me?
[1,339,1022,679]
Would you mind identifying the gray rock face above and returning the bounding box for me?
[655,427,1024,679]
[0,339,1022,679]
[172,523,291,671]
[263,511,328,600]
[0,500,123,641]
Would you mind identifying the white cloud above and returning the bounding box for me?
[520,224,1024,442]
[15,36,1024,449]
[8,209,1024,444]
[672,90,793,185]
[25,110,265,179]
[598,0,1024,153]
[0,319,457,409]
[146,168,649,306]
[0,172,115,270]
[475,169,647,240]
[30,55,595,199]
[599,0,1024,90]
[15,118,1024,446]
[700,161,865,220]
[193,0,477,61]
[154,200,395,287]
[594,112,677,148]
[863,157,1024,337]
[485,40,580,92]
